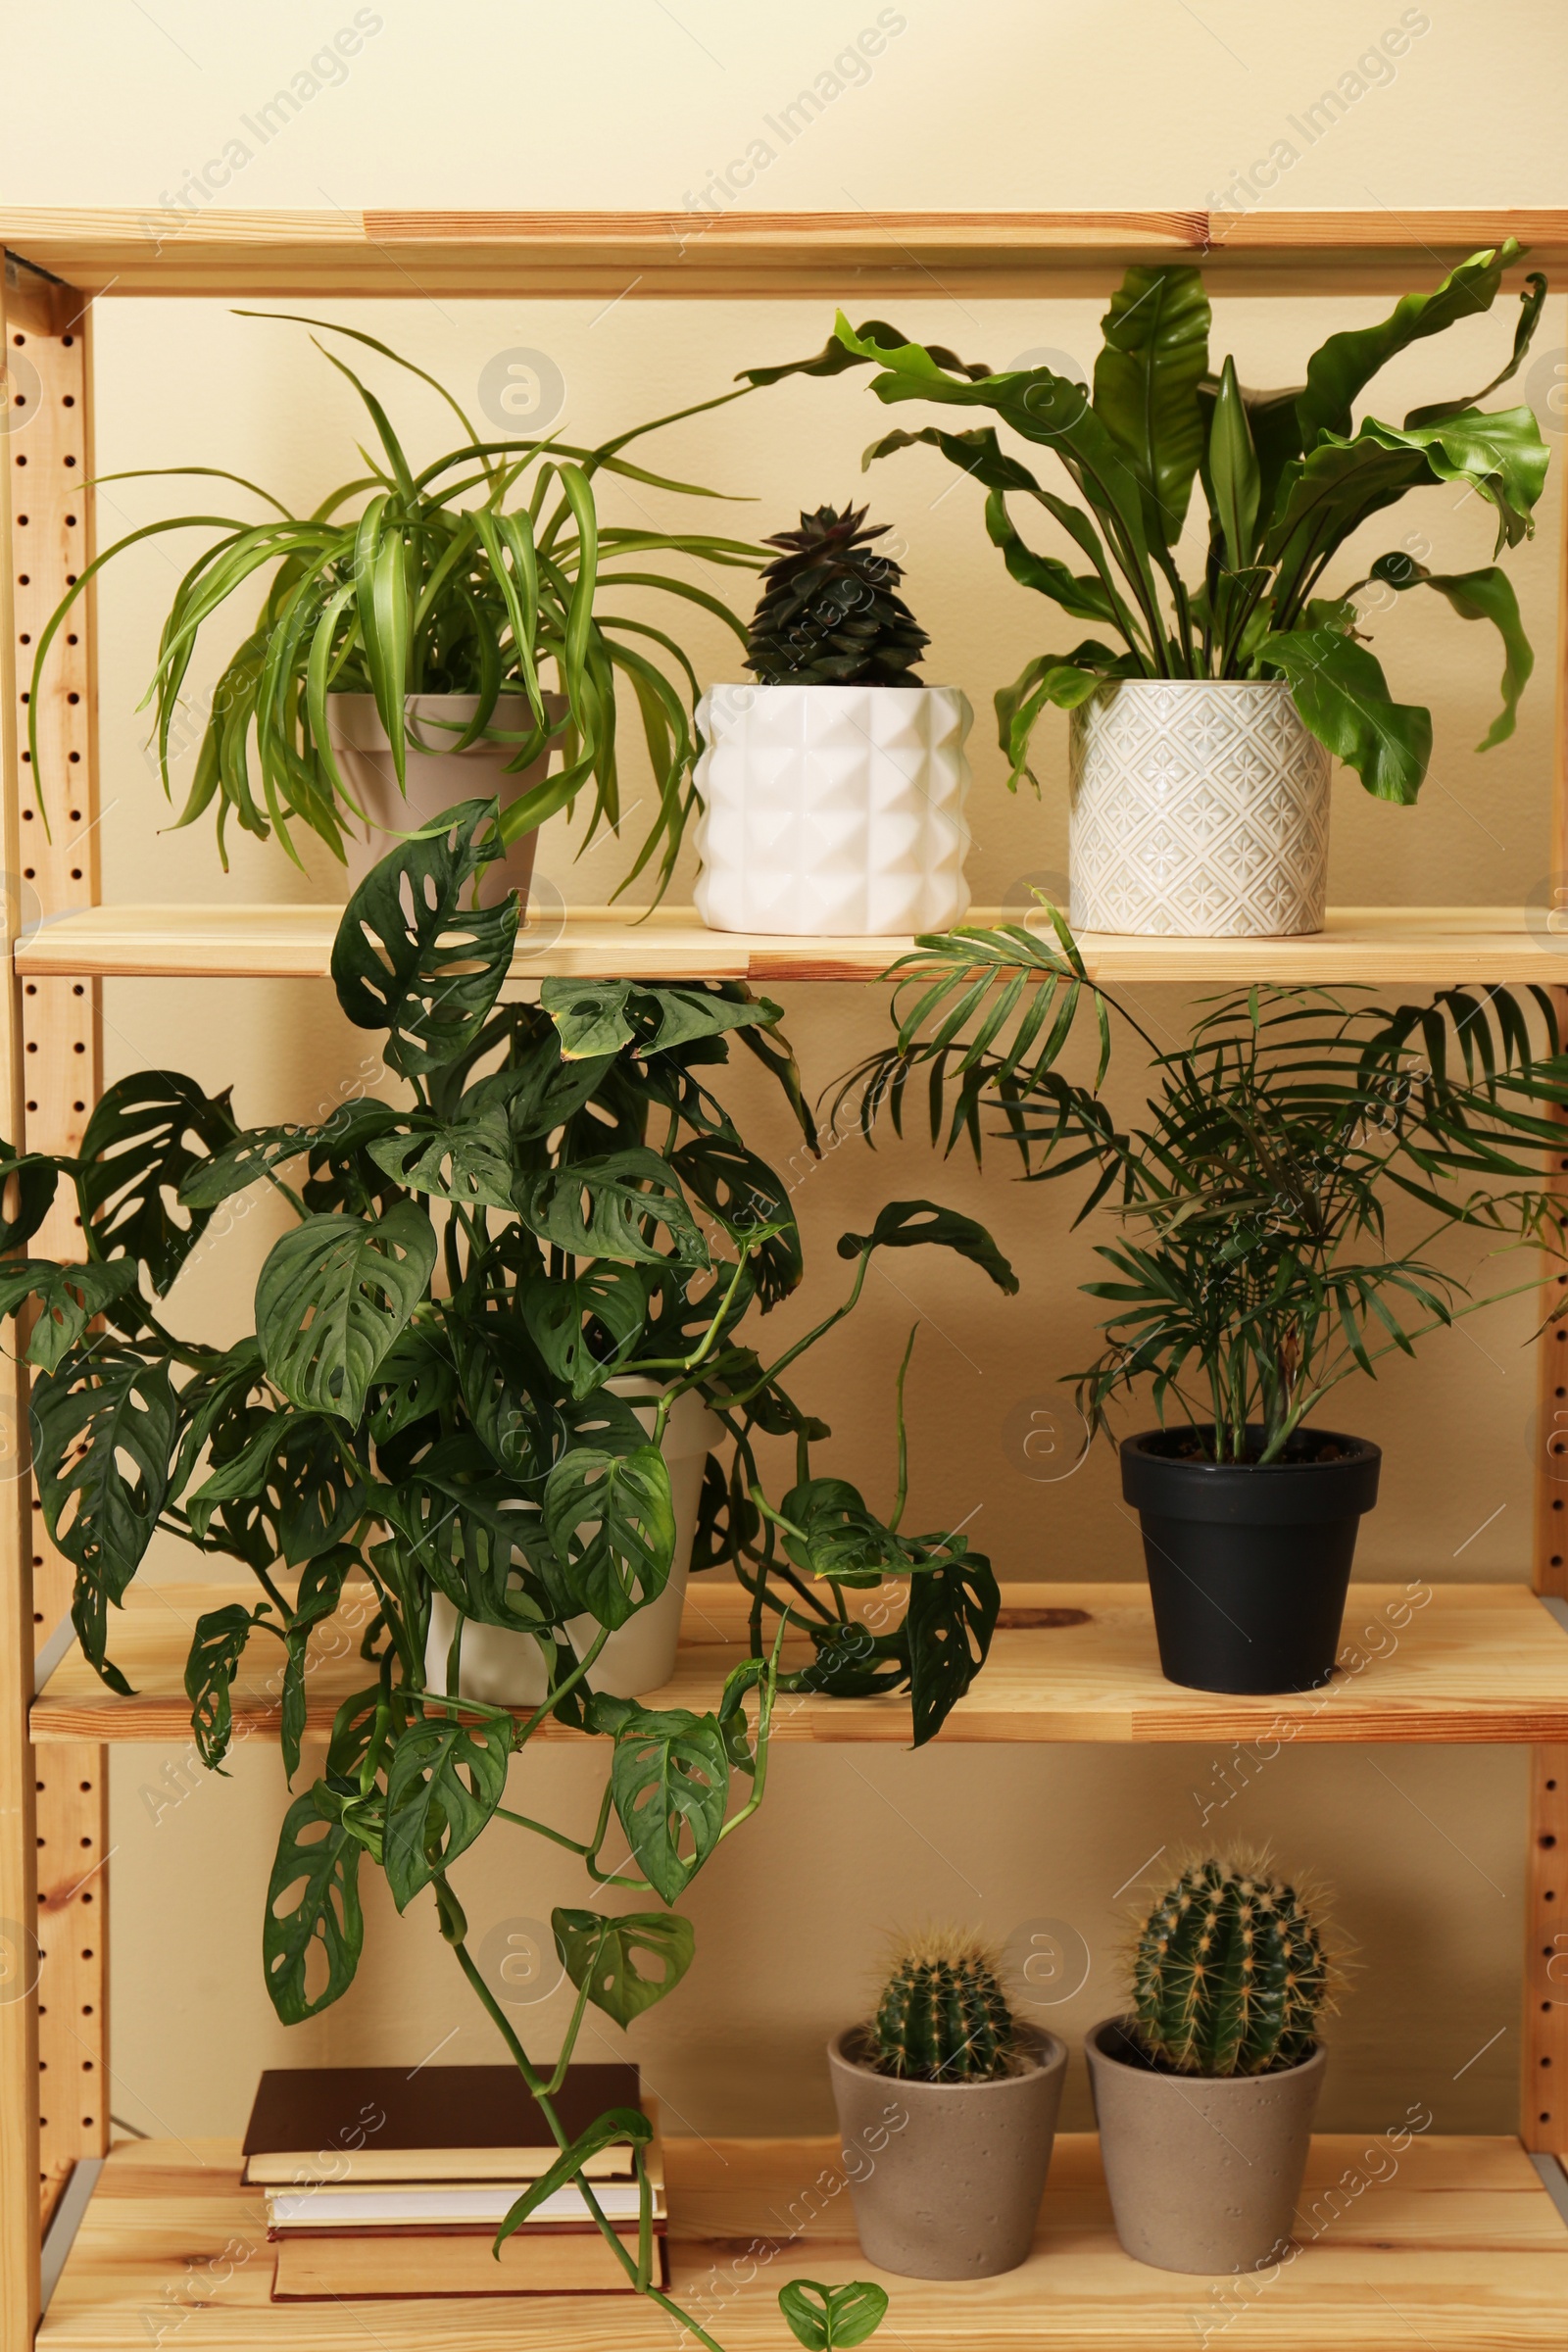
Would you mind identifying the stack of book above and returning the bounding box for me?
[244,2064,665,2298]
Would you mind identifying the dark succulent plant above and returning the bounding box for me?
[744,503,928,686]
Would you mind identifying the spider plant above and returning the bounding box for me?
[29,315,762,896]
[833,913,1568,1462]
[745,243,1551,802]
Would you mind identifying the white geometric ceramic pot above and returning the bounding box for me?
[1068,679,1331,938]
[693,681,972,936]
[327,691,564,906]
[424,1381,721,1707]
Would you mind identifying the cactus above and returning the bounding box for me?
[1131,1857,1331,2077]
[869,1928,1016,2082]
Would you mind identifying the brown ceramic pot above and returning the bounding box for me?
[327,692,563,904]
[826,2023,1066,2279]
[1085,2016,1326,2274]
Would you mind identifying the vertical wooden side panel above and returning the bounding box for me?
[1523,1748,1568,2154]
[1525,326,1568,2156]
[1536,416,1568,1605]
[13,270,99,1639]
[5,267,110,2234]
[0,253,46,2347]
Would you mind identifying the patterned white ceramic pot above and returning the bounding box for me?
[694,681,972,936]
[1068,678,1330,938]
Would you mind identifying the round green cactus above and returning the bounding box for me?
[1131,1857,1331,2077]
[869,1929,1015,2082]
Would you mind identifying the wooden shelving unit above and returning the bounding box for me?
[16,903,1568,986]
[3,207,1567,2352]
[30,1579,1568,1747]
[2,206,1565,299]
[36,2133,1568,2351]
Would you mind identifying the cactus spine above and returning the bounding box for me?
[870,1929,1015,2082]
[1132,1858,1330,2077]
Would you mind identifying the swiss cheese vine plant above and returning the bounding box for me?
[0,803,1012,2343]
[30,316,762,898]
[745,241,1551,801]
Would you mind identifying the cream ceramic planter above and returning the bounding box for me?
[826,2024,1067,2279]
[1085,2017,1326,2274]
[327,692,563,905]
[424,1381,720,1706]
[693,682,972,936]
[1068,679,1331,938]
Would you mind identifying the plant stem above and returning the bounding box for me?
[445,1929,730,2352]
[889,1322,918,1534]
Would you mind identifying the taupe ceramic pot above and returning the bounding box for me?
[1086,2017,1326,2274]
[328,692,563,904]
[826,2023,1066,2279]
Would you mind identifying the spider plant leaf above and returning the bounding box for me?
[235,310,485,448]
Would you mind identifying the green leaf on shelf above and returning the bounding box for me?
[0,1258,139,1374]
[778,2278,890,2351]
[330,798,519,1077]
[263,1783,366,2024]
[492,2108,653,2252]
[383,1712,514,1911]
[544,1443,676,1632]
[78,1072,238,1296]
[32,1348,179,1690]
[184,1600,273,1771]
[551,1906,695,2027]
[609,1705,729,1904]
[255,1200,435,1423]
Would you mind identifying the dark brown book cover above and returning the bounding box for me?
[242,2066,640,2186]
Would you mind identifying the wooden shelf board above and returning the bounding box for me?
[16,905,1568,985]
[38,2132,1568,2349]
[6,209,1564,300]
[30,1579,1568,1746]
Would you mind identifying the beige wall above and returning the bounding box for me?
[3,0,1564,2145]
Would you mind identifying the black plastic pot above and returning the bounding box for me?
[1120,1427,1381,1694]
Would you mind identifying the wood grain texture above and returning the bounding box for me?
[0,250,45,2348]
[28,1578,1568,1747]
[36,2132,1568,2349]
[8,265,112,2225]
[13,269,99,1641]
[33,1751,108,2222]
[1523,1747,1568,2154]
[17,904,1568,985]
[2,209,1562,299]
